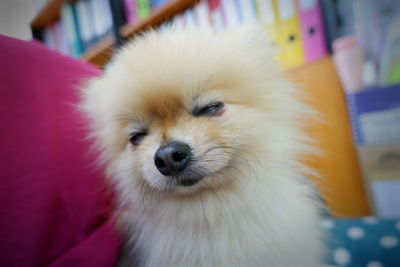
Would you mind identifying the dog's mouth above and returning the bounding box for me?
[174,170,205,187]
[177,178,201,187]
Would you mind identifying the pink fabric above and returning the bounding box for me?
[0,35,121,266]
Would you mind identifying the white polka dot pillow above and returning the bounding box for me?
[322,217,400,267]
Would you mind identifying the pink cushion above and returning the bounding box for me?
[0,35,121,266]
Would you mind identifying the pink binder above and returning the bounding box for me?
[296,0,327,62]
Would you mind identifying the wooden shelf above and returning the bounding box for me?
[81,0,196,67]
[120,0,198,38]
[82,36,115,67]
[31,0,198,67]
[83,0,198,67]
[30,0,75,29]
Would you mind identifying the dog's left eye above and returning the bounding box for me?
[193,101,224,117]
[129,130,148,145]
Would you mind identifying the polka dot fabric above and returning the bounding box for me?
[323,217,400,267]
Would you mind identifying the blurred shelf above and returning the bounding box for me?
[120,0,198,38]
[30,0,76,29]
[59,0,198,67]
[83,0,198,67]
[82,36,115,67]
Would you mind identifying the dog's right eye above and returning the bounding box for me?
[129,130,148,145]
[193,101,224,117]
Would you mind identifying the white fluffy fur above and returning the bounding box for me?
[81,25,324,267]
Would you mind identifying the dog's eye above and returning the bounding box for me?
[193,101,224,116]
[129,130,148,145]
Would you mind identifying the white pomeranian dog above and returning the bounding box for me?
[81,25,324,267]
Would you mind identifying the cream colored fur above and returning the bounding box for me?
[81,25,324,267]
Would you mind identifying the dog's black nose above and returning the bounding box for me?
[154,141,191,176]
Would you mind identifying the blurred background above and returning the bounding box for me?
[0,0,36,40]
[1,0,400,218]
